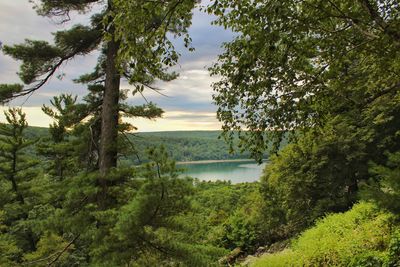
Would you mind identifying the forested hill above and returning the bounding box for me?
[24,126,50,139]
[26,127,253,162]
[130,131,253,162]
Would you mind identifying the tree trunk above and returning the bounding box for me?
[346,178,358,208]
[99,37,120,175]
[11,151,24,204]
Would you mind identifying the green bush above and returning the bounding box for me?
[252,202,396,267]
[387,230,400,266]
[348,252,388,267]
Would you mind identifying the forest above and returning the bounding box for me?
[1,0,400,266]
[24,127,254,162]
[127,131,253,162]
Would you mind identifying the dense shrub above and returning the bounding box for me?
[252,202,397,267]
[259,126,368,240]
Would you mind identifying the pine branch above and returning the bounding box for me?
[47,234,80,266]
[12,52,78,100]
[22,234,80,266]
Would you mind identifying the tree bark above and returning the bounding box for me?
[10,150,24,204]
[99,35,120,175]
[346,178,358,208]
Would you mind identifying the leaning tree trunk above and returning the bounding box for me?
[99,36,120,176]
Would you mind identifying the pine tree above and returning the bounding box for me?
[0,0,197,176]
[0,108,40,261]
[0,108,37,205]
[38,94,79,180]
[39,87,164,175]
[27,89,205,264]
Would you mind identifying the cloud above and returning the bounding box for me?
[0,106,220,132]
[127,110,221,132]
[0,1,99,107]
[0,106,54,127]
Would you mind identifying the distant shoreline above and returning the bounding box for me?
[176,159,266,165]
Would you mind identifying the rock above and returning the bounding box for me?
[255,246,268,256]
[218,247,243,266]
[240,255,257,266]
[265,240,289,254]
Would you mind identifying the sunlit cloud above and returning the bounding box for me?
[127,110,221,132]
[0,106,221,132]
[0,106,54,128]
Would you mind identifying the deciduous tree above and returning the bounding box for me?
[208,0,400,160]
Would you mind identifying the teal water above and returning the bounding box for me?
[179,161,266,183]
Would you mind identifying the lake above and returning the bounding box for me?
[178,160,266,183]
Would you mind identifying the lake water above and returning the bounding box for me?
[179,160,266,183]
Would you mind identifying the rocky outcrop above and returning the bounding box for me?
[239,240,290,266]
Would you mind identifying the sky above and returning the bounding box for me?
[0,1,233,131]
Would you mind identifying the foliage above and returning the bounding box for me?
[0,108,42,264]
[112,0,197,85]
[221,201,260,252]
[2,1,400,265]
[206,5,400,263]
[362,151,400,213]
[259,124,370,238]
[23,232,72,266]
[0,108,39,205]
[37,94,79,179]
[41,146,226,266]
[186,181,267,254]
[207,0,400,161]
[2,106,400,265]
[206,5,400,256]
[251,202,397,267]
[0,210,20,266]
[387,230,400,266]
[0,107,229,266]
[88,147,225,266]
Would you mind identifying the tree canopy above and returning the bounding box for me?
[208,0,400,160]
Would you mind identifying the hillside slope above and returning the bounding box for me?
[129,131,252,162]
[25,127,253,162]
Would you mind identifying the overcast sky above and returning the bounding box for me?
[0,1,233,131]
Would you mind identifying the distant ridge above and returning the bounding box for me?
[24,126,252,163]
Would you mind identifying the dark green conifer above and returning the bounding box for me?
[0,108,40,262]
[0,108,38,205]
[0,0,197,175]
